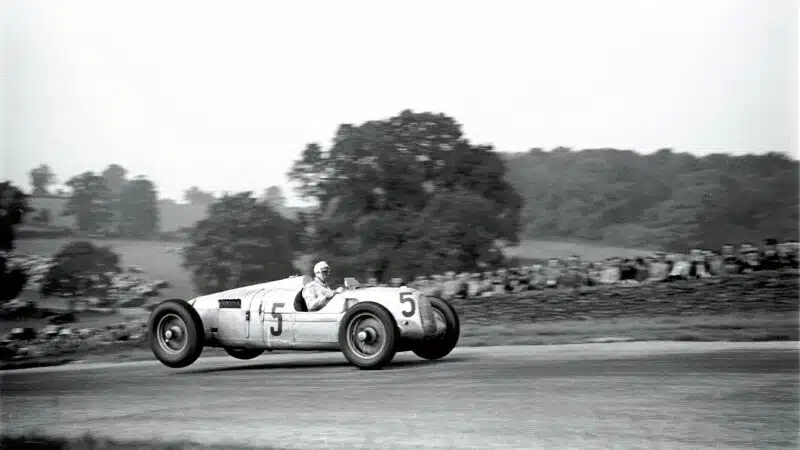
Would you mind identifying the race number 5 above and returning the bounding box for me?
[400,292,415,317]
[270,302,284,336]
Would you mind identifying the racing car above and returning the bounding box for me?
[147,275,459,370]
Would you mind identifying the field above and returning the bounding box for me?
[13,237,650,298]
[13,238,197,299]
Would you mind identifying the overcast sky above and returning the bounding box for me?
[2,0,797,205]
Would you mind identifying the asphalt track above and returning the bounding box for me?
[2,342,798,450]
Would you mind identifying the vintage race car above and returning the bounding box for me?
[147,275,459,370]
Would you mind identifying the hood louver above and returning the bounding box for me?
[218,299,241,309]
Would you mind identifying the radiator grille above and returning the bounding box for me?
[218,299,241,309]
[418,295,437,335]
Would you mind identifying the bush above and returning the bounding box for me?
[40,241,121,297]
[0,255,29,303]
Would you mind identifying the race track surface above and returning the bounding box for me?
[2,342,798,450]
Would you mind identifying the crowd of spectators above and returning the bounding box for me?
[377,239,799,300]
[1,321,146,362]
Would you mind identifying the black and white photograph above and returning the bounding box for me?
[1,0,798,448]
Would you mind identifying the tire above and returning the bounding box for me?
[338,302,398,370]
[224,347,264,360]
[147,299,204,368]
[413,296,460,361]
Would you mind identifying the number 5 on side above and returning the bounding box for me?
[270,302,284,336]
[400,292,415,317]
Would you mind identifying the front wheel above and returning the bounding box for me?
[413,296,460,360]
[147,299,204,368]
[338,302,398,370]
[224,347,264,360]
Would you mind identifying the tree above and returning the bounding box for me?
[287,109,523,282]
[504,148,799,250]
[118,176,160,238]
[101,164,128,197]
[63,172,115,233]
[184,186,215,207]
[0,181,31,302]
[182,192,298,295]
[29,164,56,196]
[262,186,286,210]
[0,181,31,252]
[41,241,121,299]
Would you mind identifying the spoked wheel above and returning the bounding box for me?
[224,347,264,360]
[148,299,204,368]
[338,302,398,370]
[412,296,460,361]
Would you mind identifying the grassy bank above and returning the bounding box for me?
[0,433,282,450]
[459,311,798,346]
[2,311,796,370]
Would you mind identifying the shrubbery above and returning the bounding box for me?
[40,241,122,297]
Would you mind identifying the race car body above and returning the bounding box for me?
[147,275,459,370]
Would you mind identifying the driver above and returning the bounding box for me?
[302,261,343,311]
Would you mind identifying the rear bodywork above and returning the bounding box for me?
[187,276,440,351]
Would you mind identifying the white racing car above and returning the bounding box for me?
[147,275,460,370]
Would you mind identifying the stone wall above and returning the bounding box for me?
[452,270,799,325]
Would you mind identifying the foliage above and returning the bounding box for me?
[63,172,115,233]
[184,186,215,206]
[0,256,28,303]
[101,164,128,197]
[182,192,298,295]
[504,148,799,251]
[0,181,32,252]
[288,109,523,282]
[41,240,121,297]
[0,182,32,301]
[29,164,56,196]
[118,176,160,238]
[262,186,286,210]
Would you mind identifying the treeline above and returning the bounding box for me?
[8,110,798,293]
[24,163,290,239]
[504,148,799,251]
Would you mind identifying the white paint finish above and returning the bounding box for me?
[264,298,295,348]
[184,276,432,350]
[294,312,340,345]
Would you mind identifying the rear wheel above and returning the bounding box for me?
[147,299,204,368]
[338,302,398,370]
[413,296,460,360]
[224,347,264,360]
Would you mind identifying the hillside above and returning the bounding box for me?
[23,196,313,233]
[503,148,799,251]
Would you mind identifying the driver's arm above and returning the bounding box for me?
[303,283,336,312]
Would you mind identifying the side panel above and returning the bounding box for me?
[294,311,341,345]
[216,292,255,346]
[262,292,295,349]
[247,289,267,347]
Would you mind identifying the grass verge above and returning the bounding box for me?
[0,433,284,450]
[2,311,796,370]
[459,311,799,347]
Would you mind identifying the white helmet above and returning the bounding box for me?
[314,261,330,277]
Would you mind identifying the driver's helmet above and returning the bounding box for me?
[313,261,331,280]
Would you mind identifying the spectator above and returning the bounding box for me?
[545,259,561,288]
[600,259,621,284]
[739,244,761,273]
[722,245,739,274]
[634,257,649,282]
[761,238,782,270]
[666,253,691,281]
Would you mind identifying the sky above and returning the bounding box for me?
[2,0,797,206]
